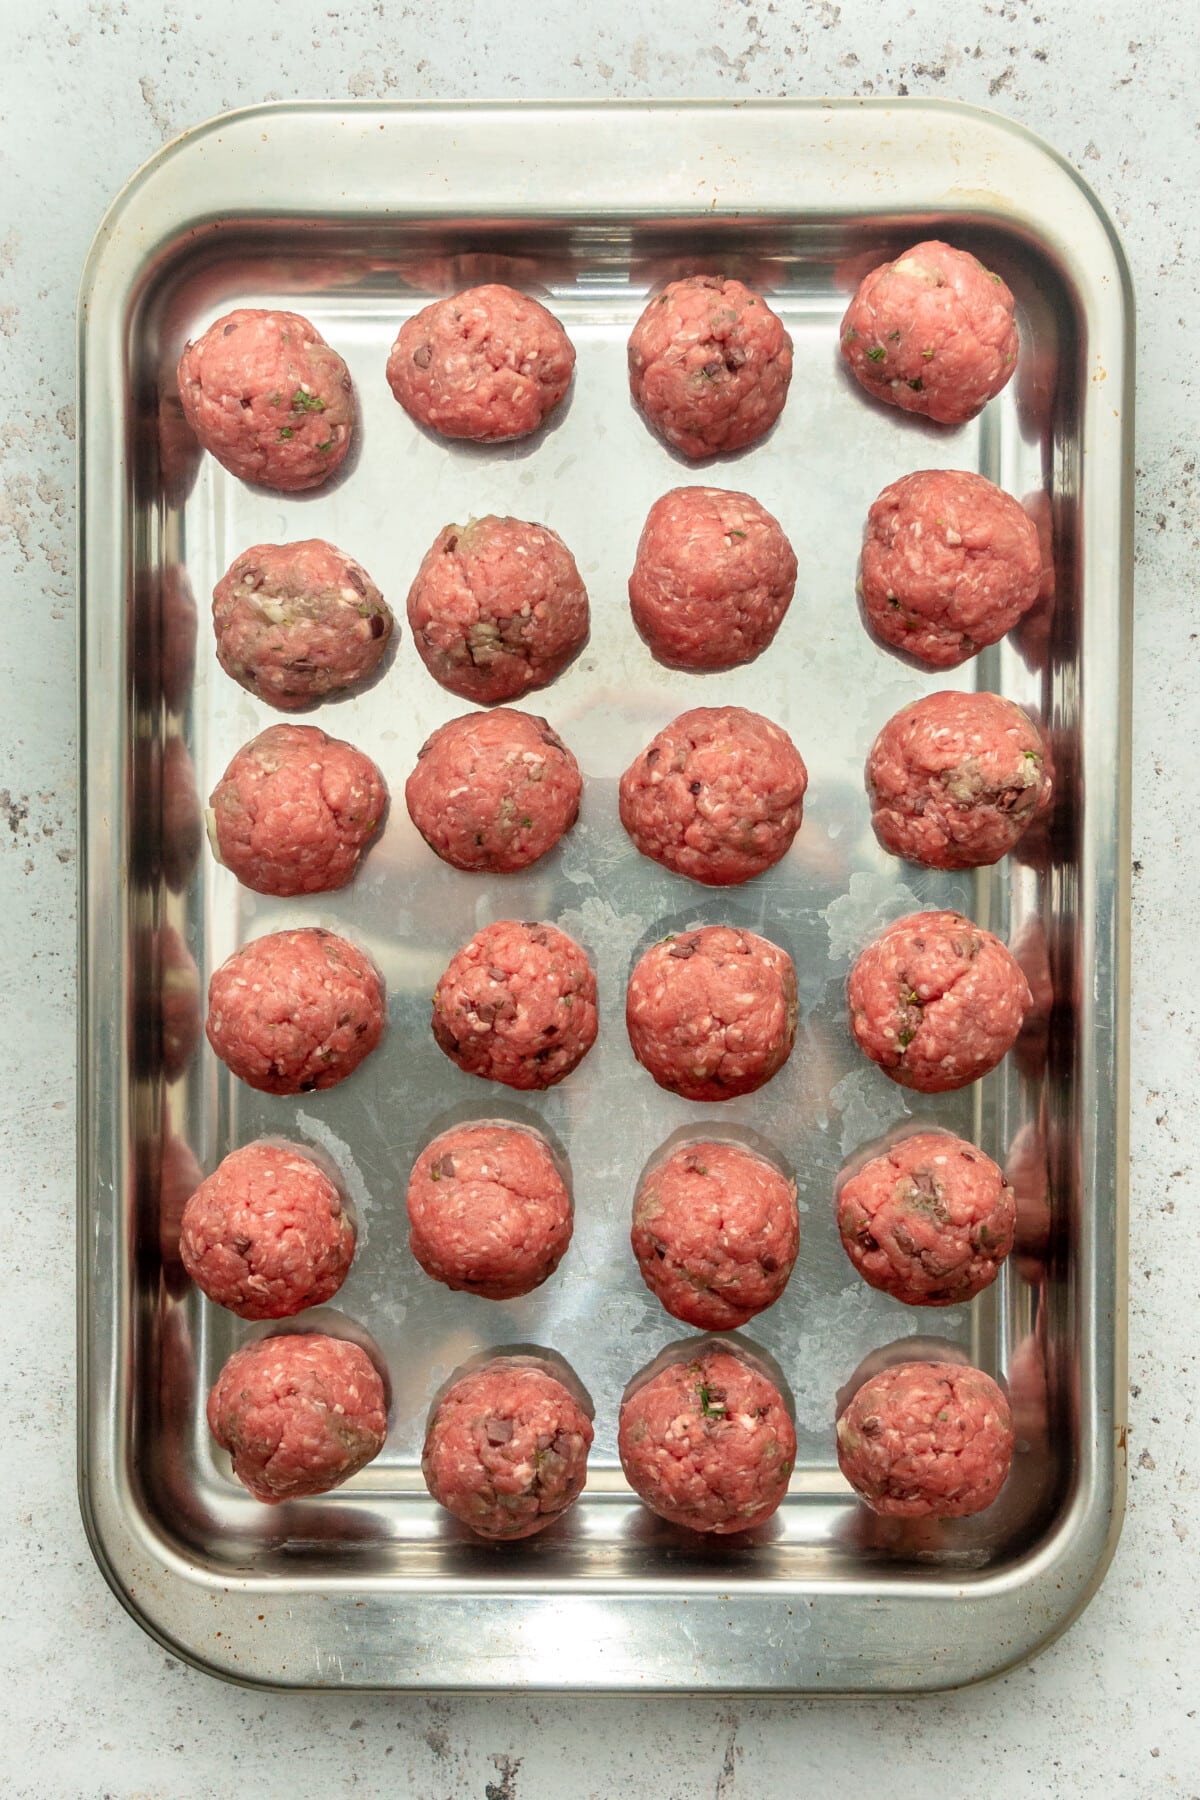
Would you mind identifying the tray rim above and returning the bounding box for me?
[77,95,1133,1693]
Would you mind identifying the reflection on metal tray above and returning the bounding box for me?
[78,99,1131,1692]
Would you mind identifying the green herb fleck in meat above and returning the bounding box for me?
[291,389,326,413]
[843,327,859,342]
[315,437,334,452]
[728,529,747,538]
[897,1026,916,1048]
[266,391,281,407]
[520,816,533,829]
[866,345,887,363]
[922,347,936,360]
[697,1384,726,1420]
[278,426,294,440]
[907,377,923,392]
[887,329,902,341]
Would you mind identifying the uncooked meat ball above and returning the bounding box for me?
[618,1347,795,1534]
[431,920,598,1090]
[628,486,797,670]
[180,1140,355,1319]
[177,308,354,490]
[619,705,807,886]
[835,1131,1015,1306]
[848,910,1031,1093]
[628,276,793,458]
[407,1122,572,1299]
[405,709,581,874]
[866,690,1051,869]
[208,723,386,896]
[836,1361,1014,1518]
[207,926,385,1094]
[422,1357,593,1539]
[859,470,1042,668]
[631,1140,799,1329]
[213,539,394,709]
[406,516,588,705]
[626,925,797,1101]
[387,284,575,442]
[207,1333,387,1503]
[839,240,1019,424]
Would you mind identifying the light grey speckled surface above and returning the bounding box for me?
[1,1,1196,1795]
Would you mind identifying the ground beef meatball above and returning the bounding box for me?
[387,284,575,442]
[213,539,394,710]
[177,308,354,490]
[836,1361,1014,1518]
[836,1131,1015,1306]
[859,470,1042,668]
[207,927,385,1095]
[628,276,793,458]
[619,706,807,886]
[422,1358,593,1539]
[407,1122,572,1299]
[431,920,598,1090]
[405,709,581,874]
[628,486,797,670]
[208,723,386,897]
[207,1333,387,1504]
[619,1348,795,1534]
[848,911,1031,1093]
[839,241,1019,425]
[180,1140,355,1319]
[867,690,1052,869]
[626,926,797,1102]
[631,1141,799,1328]
[407,516,588,706]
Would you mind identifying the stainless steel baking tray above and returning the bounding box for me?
[78,99,1132,1692]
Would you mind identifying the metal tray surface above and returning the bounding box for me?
[78,99,1132,1692]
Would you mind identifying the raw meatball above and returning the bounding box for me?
[407,1122,572,1299]
[213,539,394,709]
[207,926,385,1095]
[626,925,797,1101]
[386,284,575,442]
[867,690,1052,869]
[628,276,793,458]
[618,1348,795,1534]
[207,1333,387,1503]
[407,516,588,706]
[619,706,807,887]
[836,1131,1015,1305]
[180,1140,355,1319]
[422,1359,593,1539]
[208,723,386,897]
[406,709,581,874]
[848,910,1031,1093]
[839,240,1019,424]
[631,1140,799,1328]
[628,486,797,670]
[860,470,1041,668]
[836,1361,1014,1518]
[177,308,354,490]
[432,920,598,1090]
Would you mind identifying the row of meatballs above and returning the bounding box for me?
[208,690,1050,899]
[207,1331,1012,1540]
[175,240,1019,497]
[205,911,1033,1104]
[203,461,1043,730]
